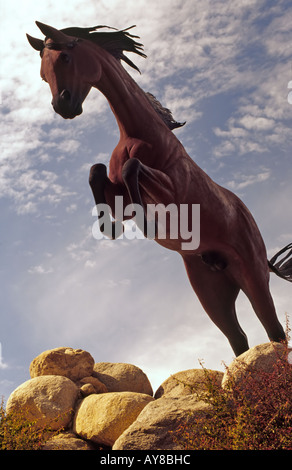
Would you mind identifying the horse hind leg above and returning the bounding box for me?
[239,270,286,345]
[183,254,249,356]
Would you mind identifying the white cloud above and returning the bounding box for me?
[84,259,96,268]
[66,203,78,214]
[28,265,53,275]
[238,115,276,131]
[0,343,8,370]
[213,72,292,158]
[226,170,271,191]
[162,85,202,123]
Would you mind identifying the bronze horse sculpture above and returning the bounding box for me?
[27,22,292,356]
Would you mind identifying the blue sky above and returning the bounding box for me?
[1,0,292,399]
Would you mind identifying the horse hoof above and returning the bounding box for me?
[89,163,107,185]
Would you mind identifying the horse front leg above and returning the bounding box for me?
[121,159,153,237]
[89,163,124,239]
[122,158,177,239]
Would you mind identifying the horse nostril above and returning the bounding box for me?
[60,89,71,101]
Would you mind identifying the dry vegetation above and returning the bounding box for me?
[172,338,292,450]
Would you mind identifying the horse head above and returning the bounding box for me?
[27,22,99,119]
[27,21,147,119]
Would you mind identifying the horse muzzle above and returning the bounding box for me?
[52,89,83,119]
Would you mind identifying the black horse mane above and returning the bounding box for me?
[59,25,146,73]
[145,93,186,130]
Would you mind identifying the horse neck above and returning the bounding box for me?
[90,47,166,141]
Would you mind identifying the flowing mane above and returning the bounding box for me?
[145,93,186,130]
[60,25,146,72]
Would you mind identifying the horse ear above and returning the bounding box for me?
[26,34,44,52]
[35,21,71,43]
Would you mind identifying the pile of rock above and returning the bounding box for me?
[5,343,288,450]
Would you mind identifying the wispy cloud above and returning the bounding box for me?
[28,265,54,275]
[0,343,8,370]
[226,170,271,191]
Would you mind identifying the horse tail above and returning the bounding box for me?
[268,243,292,282]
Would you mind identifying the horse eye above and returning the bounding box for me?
[60,52,70,64]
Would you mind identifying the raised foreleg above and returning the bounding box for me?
[89,163,126,239]
[121,158,176,240]
[121,159,150,236]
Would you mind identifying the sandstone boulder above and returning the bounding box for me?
[78,376,108,394]
[222,342,288,389]
[6,375,78,431]
[93,362,153,395]
[80,383,96,397]
[155,368,224,399]
[42,432,96,450]
[113,395,214,450]
[30,347,94,382]
[73,391,154,447]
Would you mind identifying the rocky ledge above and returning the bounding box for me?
[6,343,289,450]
